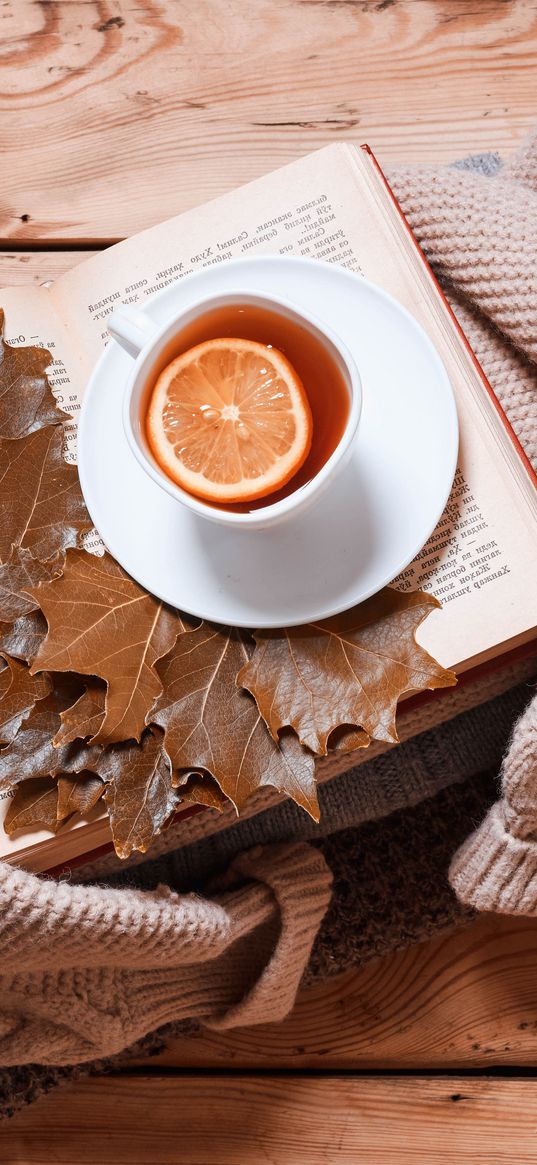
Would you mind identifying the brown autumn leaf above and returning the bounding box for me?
[176,772,228,813]
[151,622,319,818]
[53,680,107,746]
[0,661,11,722]
[0,547,64,623]
[322,722,371,754]
[4,776,59,835]
[56,772,104,823]
[5,770,104,838]
[0,681,100,794]
[0,426,92,564]
[102,729,179,858]
[239,588,457,755]
[0,310,68,439]
[28,550,195,744]
[0,679,180,856]
[0,610,48,663]
[0,654,52,745]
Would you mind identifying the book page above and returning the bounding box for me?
[5,145,537,669]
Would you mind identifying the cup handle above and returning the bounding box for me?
[107,306,158,358]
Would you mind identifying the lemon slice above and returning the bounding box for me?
[146,337,313,504]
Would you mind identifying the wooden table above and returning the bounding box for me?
[2,2,537,1161]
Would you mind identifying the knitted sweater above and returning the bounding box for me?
[0,132,536,1071]
[0,842,331,1064]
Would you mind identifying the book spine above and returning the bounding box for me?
[360,144,537,490]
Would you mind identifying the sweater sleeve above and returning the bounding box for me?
[450,694,537,913]
[389,164,537,365]
[0,841,331,1067]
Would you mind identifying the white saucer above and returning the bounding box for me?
[78,257,458,628]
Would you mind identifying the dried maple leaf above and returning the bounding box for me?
[102,729,178,858]
[239,588,457,754]
[56,772,104,823]
[4,770,104,837]
[176,772,228,812]
[152,623,319,818]
[0,426,92,564]
[0,310,68,439]
[0,682,100,793]
[0,680,183,855]
[4,776,59,835]
[0,661,11,718]
[0,611,47,663]
[0,654,52,745]
[0,548,64,623]
[327,724,370,753]
[28,550,194,744]
[53,680,107,746]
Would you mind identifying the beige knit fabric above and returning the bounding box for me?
[390,142,537,464]
[0,133,536,1071]
[450,695,537,913]
[0,842,331,1065]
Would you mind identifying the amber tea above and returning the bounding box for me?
[144,302,351,512]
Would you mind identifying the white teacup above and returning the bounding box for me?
[108,290,362,530]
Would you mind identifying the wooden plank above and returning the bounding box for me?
[0,253,98,288]
[1,0,535,241]
[3,1075,537,1164]
[142,916,537,1068]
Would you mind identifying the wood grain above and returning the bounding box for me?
[4,1075,537,1164]
[0,253,98,288]
[139,916,537,1069]
[0,0,535,241]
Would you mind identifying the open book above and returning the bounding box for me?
[2,144,536,871]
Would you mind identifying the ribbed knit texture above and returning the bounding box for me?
[450,696,537,912]
[0,842,331,1066]
[0,132,536,1096]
